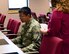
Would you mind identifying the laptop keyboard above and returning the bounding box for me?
[0,39,8,45]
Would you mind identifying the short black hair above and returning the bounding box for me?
[19,7,31,16]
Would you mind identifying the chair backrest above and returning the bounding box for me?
[0,13,1,16]
[0,14,6,24]
[10,19,21,34]
[6,18,21,39]
[39,36,63,54]
[47,13,52,19]
[7,18,14,30]
[31,12,38,21]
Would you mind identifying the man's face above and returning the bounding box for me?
[19,13,29,22]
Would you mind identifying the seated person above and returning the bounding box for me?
[12,7,41,52]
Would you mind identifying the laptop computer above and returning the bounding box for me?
[0,39,8,45]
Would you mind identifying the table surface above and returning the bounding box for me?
[0,31,25,54]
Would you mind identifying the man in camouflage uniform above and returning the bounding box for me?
[12,7,41,52]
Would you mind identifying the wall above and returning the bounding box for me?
[0,0,50,32]
[29,0,50,16]
[0,0,21,31]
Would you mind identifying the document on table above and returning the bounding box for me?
[40,23,48,31]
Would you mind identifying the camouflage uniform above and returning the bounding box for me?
[12,18,41,52]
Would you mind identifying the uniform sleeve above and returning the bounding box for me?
[11,36,21,44]
[32,25,41,41]
[12,25,24,44]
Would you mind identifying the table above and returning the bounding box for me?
[0,31,25,54]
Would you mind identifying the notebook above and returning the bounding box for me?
[0,39,8,45]
[40,23,48,31]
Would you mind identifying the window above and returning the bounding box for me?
[8,0,29,10]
